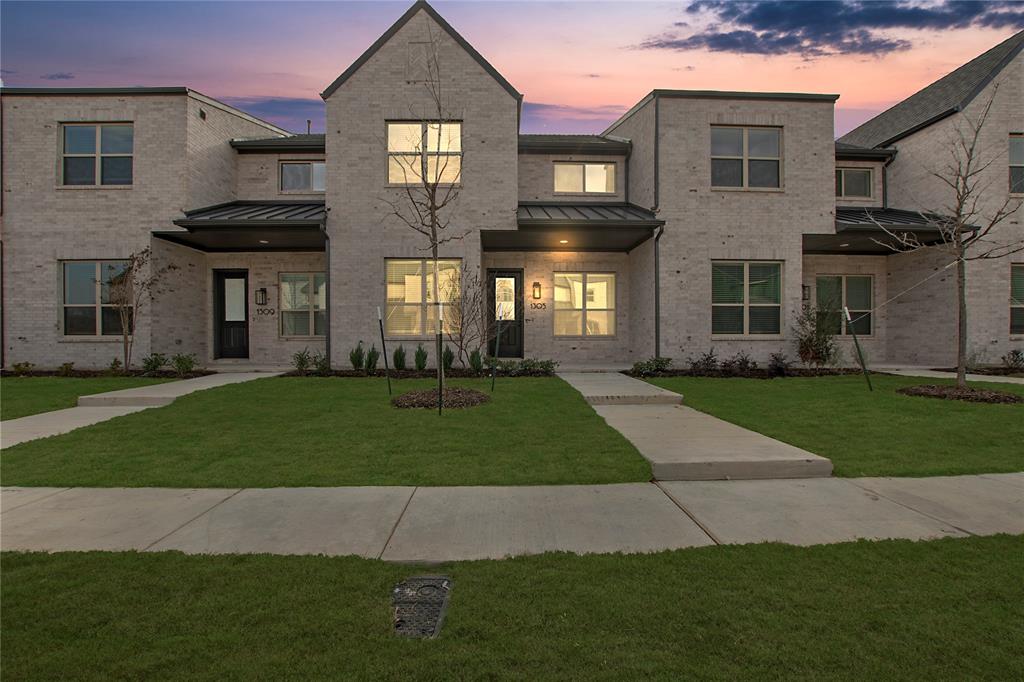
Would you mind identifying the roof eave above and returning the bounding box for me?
[172,219,325,229]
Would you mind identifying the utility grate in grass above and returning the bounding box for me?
[391,576,452,639]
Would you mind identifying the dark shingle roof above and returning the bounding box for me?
[518,135,630,155]
[175,201,326,227]
[840,30,1024,149]
[517,202,662,227]
[231,134,326,153]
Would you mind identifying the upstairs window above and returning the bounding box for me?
[836,168,872,198]
[62,260,131,336]
[280,161,326,192]
[553,273,616,336]
[711,126,781,189]
[711,261,782,335]
[1011,134,1023,194]
[816,275,873,335]
[553,162,616,194]
[1012,264,1024,335]
[385,258,461,335]
[62,124,133,186]
[387,122,461,185]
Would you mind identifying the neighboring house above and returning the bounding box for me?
[1,1,1021,370]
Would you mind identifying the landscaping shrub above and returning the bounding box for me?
[721,351,758,376]
[11,361,35,376]
[1002,349,1024,371]
[442,344,455,371]
[687,349,719,376]
[393,345,407,371]
[631,357,672,377]
[364,345,380,372]
[469,348,484,374]
[141,353,167,373]
[349,342,365,371]
[768,352,793,377]
[414,344,428,371]
[312,351,331,377]
[487,357,559,376]
[794,305,837,367]
[292,348,312,375]
[108,358,123,375]
[171,353,198,378]
[57,362,76,377]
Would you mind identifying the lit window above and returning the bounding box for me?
[385,259,461,335]
[1011,264,1024,335]
[553,163,616,193]
[62,260,131,336]
[553,272,615,336]
[836,168,872,198]
[387,122,461,185]
[1011,134,1024,194]
[280,273,326,337]
[711,126,781,189]
[816,275,873,335]
[281,161,326,192]
[62,124,133,186]
[711,261,782,334]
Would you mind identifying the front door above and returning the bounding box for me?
[214,270,249,359]
[487,269,524,358]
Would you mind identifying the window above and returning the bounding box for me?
[280,273,326,336]
[62,124,133,186]
[280,161,326,192]
[1011,134,1024,194]
[711,261,782,335]
[553,163,616,194]
[711,126,781,189]
[816,275,873,335]
[836,168,872,198]
[385,259,460,335]
[387,122,461,185]
[553,272,615,336]
[62,260,131,336]
[1012,264,1024,335]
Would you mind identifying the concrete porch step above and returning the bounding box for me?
[556,371,683,406]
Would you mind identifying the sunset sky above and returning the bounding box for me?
[2,1,1022,136]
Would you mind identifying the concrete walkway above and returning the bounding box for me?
[2,474,1020,560]
[1,372,277,449]
[558,371,682,405]
[879,367,1024,385]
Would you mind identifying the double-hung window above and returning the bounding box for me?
[711,126,781,189]
[836,168,872,198]
[553,162,615,194]
[816,275,873,335]
[386,121,462,185]
[1011,134,1023,194]
[553,273,616,336]
[62,260,130,336]
[62,124,133,186]
[711,261,782,335]
[1012,264,1024,335]
[280,161,326,192]
[280,273,326,337]
[385,259,460,335]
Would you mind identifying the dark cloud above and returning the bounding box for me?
[219,96,324,134]
[638,1,1024,57]
[583,73,603,78]
[40,72,75,80]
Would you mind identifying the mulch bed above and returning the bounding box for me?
[0,370,213,379]
[283,369,554,379]
[391,387,492,409]
[625,368,864,380]
[897,384,1023,404]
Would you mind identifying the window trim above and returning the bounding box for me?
[279,160,326,194]
[711,260,784,337]
[1010,133,1024,196]
[385,120,462,187]
[815,274,874,337]
[60,122,134,188]
[278,272,326,338]
[552,271,618,338]
[383,257,462,337]
[552,161,617,195]
[710,125,783,191]
[1011,263,1024,337]
[61,260,131,337]
[835,167,874,199]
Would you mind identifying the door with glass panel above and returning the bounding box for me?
[213,270,249,359]
[487,269,524,358]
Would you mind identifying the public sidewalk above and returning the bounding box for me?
[877,366,1024,385]
[2,473,1020,561]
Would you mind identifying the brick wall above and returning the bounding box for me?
[236,152,326,200]
[517,153,627,203]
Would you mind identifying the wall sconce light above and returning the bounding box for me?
[255,288,268,306]
[532,281,542,299]
[802,285,810,302]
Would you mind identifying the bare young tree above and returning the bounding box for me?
[443,262,489,368]
[106,247,178,371]
[871,91,1023,388]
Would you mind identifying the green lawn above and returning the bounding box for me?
[0,376,174,421]
[0,377,649,487]
[649,374,1024,477]
[3,536,1022,680]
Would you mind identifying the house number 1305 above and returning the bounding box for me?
[530,302,546,310]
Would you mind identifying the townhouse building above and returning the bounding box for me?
[1,1,1021,370]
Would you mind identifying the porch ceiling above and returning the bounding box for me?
[155,200,327,252]
[486,202,663,252]
[805,206,969,255]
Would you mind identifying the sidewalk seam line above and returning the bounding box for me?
[142,488,245,551]
[378,486,417,560]
[0,487,74,515]
[654,481,721,545]
[844,479,977,537]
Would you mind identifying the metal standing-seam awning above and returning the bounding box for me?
[803,206,970,254]
[154,200,327,251]
[482,202,664,252]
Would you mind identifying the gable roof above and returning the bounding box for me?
[840,30,1024,149]
[320,0,522,103]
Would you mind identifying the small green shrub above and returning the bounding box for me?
[687,349,719,376]
[365,345,380,372]
[469,348,484,373]
[292,348,312,375]
[312,351,332,376]
[631,357,672,377]
[794,305,836,368]
[141,353,167,373]
[108,357,123,375]
[414,344,428,371]
[442,345,455,371]
[349,342,365,371]
[486,357,559,376]
[768,352,792,377]
[170,353,198,377]
[1001,349,1023,371]
[11,361,35,376]
[721,351,757,376]
[393,345,407,371]
[57,362,76,377]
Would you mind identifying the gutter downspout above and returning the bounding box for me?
[881,151,897,209]
[654,225,664,359]
[320,220,331,365]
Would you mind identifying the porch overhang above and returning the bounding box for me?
[804,206,968,255]
[155,200,327,252]
[483,202,664,252]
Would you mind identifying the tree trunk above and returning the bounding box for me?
[431,242,443,415]
[955,253,967,389]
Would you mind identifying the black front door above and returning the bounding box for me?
[214,270,249,359]
[487,269,524,358]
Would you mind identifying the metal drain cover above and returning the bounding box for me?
[392,575,452,639]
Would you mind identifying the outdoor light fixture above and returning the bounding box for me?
[839,243,850,248]
[258,239,270,244]
[255,288,268,306]
[532,281,542,299]
[559,239,568,244]
[802,285,810,301]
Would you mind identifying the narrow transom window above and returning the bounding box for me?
[62,124,133,186]
[836,168,872,198]
[816,275,873,335]
[385,259,461,335]
[280,273,326,337]
[386,122,462,185]
[711,261,782,334]
[1010,134,1024,194]
[280,161,326,192]
[62,260,131,336]
[1011,264,1024,335]
[553,162,616,194]
[710,126,781,189]
[553,272,616,336]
